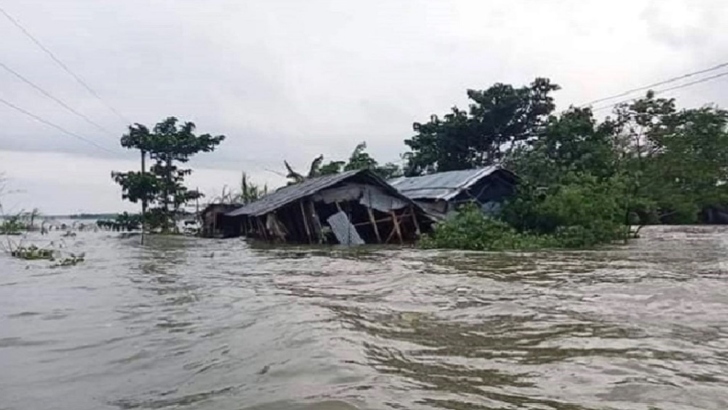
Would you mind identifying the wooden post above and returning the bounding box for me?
[299,201,313,244]
[307,201,323,243]
[257,217,268,241]
[367,207,382,243]
[390,211,403,244]
[410,205,421,236]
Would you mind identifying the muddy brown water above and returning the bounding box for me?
[1,226,728,410]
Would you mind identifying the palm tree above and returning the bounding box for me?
[284,155,324,185]
[239,172,267,203]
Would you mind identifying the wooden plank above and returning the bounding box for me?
[307,201,323,243]
[410,205,421,236]
[366,207,382,243]
[257,217,268,241]
[352,215,398,226]
[385,223,397,243]
[390,211,403,244]
[299,201,313,244]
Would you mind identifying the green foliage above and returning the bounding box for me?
[506,107,618,184]
[288,142,403,183]
[503,173,627,242]
[238,172,268,204]
[97,212,142,231]
[6,241,84,267]
[112,117,225,233]
[214,172,268,204]
[1,215,25,235]
[404,78,560,175]
[343,142,378,172]
[420,204,556,251]
[423,189,628,252]
[503,90,728,228]
[10,245,55,260]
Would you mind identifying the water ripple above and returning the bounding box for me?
[1,226,728,409]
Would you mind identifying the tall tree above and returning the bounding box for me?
[112,117,225,232]
[507,90,728,225]
[506,107,618,185]
[404,78,560,175]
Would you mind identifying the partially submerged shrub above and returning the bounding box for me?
[420,204,556,251]
[4,240,85,267]
[1,217,25,235]
[10,245,55,260]
[97,212,142,232]
[54,254,85,267]
[421,179,630,251]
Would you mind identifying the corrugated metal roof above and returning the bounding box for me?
[226,169,412,217]
[388,166,509,201]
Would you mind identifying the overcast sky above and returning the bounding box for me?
[1,0,727,214]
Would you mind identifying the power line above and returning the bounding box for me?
[0,5,131,125]
[591,70,728,112]
[653,70,728,96]
[581,61,728,107]
[199,156,289,177]
[0,96,118,155]
[0,60,118,137]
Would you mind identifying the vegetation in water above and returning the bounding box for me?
[54,254,85,267]
[10,244,55,260]
[422,181,630,251]
[97,212,142,232]
[112,117,225,233]
[413,79,728,250]
[1,216,26,235]
[1,209,44,235]
[3,236,85,267]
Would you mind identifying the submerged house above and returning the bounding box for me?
[200,203,243,238]
[388,166,518,219]
[223,169,432,245]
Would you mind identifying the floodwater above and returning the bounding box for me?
[1,226,728,410]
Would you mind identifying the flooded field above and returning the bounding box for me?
[1,226,728,410]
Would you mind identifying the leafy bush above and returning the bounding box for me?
[1,216,26,235]
[422,174,630,251]
[10,245,55,260]
[420,204,556,251]
[502,173,629,247]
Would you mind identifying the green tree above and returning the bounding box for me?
[343,142,378,171]
[287,142,403,182]
[506,107,618,185]
[112,117,225,232]
[284,156,324,185]
[404,78,560,175]
[608,92,728,223]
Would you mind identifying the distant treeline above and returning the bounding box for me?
[67,213,119,220]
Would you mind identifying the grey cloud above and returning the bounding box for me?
[2,0,728,212]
